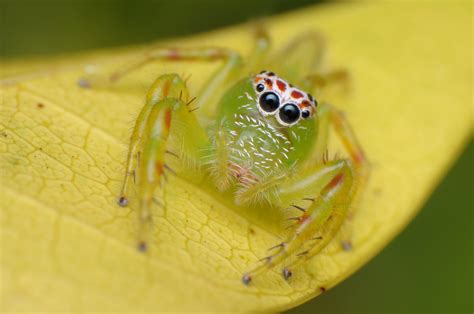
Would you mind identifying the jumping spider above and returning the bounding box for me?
[79,28,369,285]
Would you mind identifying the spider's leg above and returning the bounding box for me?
[118,73,200,206]
[268,31,349,95]
[327,103,369,173]
[242,159,355,285]
[244,22,271,72]
[327,103,370,246]
[269,31,326,84]
[242,104,369,285]
[198,25,272,116]
[79,28,273,114]
[278,104,370,276]
[306,102,331,164]
[78,47,242,114]
[303,69,351,95]
[118,74,208,251]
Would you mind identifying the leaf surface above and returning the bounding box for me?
[0,2,471,312]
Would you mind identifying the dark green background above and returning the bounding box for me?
[1,1,472,313]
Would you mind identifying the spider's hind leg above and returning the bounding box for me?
[270,31,350,96]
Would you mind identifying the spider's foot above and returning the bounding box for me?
[77,70,113,89]
[282,267,292,280]
[117,196,129,207]
[77,77,91,88]
[242,273,252,286]
[341,240,352,251]
[137,241,148,253]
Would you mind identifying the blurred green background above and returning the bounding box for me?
[1,0,472,312]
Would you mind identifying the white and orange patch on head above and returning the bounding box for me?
[253,70,317,126]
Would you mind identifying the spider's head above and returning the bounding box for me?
[252,70,317,127]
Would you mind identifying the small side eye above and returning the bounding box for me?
[259,91,280,113]
[279,103,301,125]
[256,83,265,92]
[301,110,310,119]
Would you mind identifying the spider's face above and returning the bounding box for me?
[253,70,317,127]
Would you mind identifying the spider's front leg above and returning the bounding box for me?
[119,74,208,251]
[242,104,369,285]
[242,159,355,284]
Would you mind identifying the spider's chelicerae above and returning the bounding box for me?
[79,28,369,285]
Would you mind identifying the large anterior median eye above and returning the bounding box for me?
[259,92,280,113]
[279,103,301,124]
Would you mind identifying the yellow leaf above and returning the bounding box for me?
[0,2,471,312]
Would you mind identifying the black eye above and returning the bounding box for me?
[279,103,300,124]
[259,92,280,113]
[256,83,265,92]
[302,110,310,119]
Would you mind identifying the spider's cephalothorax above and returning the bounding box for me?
[208,71,319,198]
[80,29,369,286]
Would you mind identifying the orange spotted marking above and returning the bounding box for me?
[276,80,287,92]
[291,90,304,99]
[300,100,311,108]
[264,78,273,88]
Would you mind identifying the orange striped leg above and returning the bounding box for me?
[78,47,242,115]
[302,69,351,95]
[278,104,370,279]
[118,74,208,251]
[242,159,354,285]
[118,74,189,207]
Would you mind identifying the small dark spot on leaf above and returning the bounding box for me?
[319,286,326,293]
[249,228,256,235]
[37,103,45,109]
[373,187,382,196]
